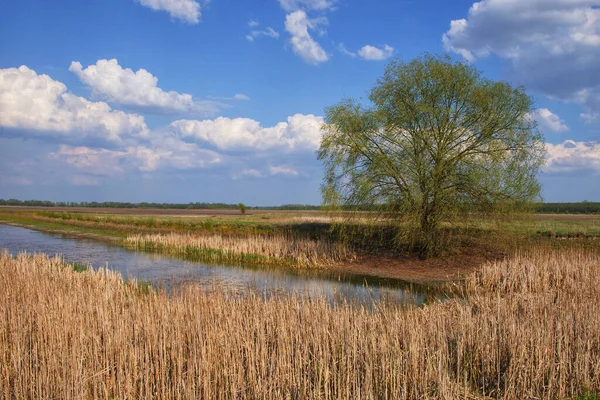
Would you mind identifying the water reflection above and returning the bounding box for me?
[0,224,431,306]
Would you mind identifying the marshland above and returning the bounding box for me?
[1,205,600,398]
[1,242,599,398]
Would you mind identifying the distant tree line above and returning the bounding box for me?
[1,198,598,213]
[535,202,600,214]
[0,199,322,211]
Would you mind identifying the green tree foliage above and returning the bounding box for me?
[238,203,247,215]
[537,202,600,214]
[318,54,547,257]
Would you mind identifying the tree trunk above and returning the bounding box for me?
[419,204,440,259]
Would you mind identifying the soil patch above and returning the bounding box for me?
[335,249,497,283]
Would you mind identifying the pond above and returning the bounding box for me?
[0,224,430,305]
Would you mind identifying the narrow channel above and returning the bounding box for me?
[0,224,429,305]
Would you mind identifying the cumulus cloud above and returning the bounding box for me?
[443,0,600,123]
[279,0,335,12]
[285,11,329,65]
[70,59,223,116]
[546,140,600,174]
[1,65,321,185]
[52,146,129,176]
[357,44,394,61]
[246,27,280,42]
[0,66,148,145]
[534,108,570,134]
[52,138,221,176]
[136,0,201,23]
[169,113,324,151]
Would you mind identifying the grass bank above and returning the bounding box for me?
[0,210,126,242]
[124,232,354,268]
[1,208,600,278]
[1,249,598,398]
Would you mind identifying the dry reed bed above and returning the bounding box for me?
[124,232,354,268]
[1,249,599,399]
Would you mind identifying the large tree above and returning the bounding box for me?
[318,54,546,256]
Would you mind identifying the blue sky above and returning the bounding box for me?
[1,0,599,205]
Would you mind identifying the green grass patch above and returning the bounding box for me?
[3,209,600,262]
[70,263,89,273]
[33,211,276,235]
[0,212,126,239]
[573,391,600,400]
[125,240,296,268]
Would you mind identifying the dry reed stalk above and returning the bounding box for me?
[0,248,599,399]
[124,232,354,268]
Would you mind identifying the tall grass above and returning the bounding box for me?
[31,211,275,235]
[124,232,354,268]
[1,248,599,398]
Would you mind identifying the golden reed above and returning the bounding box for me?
[124,232,354,268]
[0,248,598,399]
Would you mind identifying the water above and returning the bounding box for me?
[0,224,429,305]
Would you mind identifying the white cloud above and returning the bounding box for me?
[233,93,251,100]
[146,136,222,171]
[270,165,299,176]
[70,59,222,116]
[0,66,148,144]
[443,0,600,122]
[545,140,600,174]
[279,0,335,12]
[136,0,201,23]
[234,169,264,179]
[242,169,264,177]
[0,65,321,184]
[337,43,356,58]
[248,19,259,27]
[169,113,324,151]
[535,108,569,134]
[246,27,280,42]
[581,112,600,124]
[52,138,221,176]
[357,44,394,61]
[285,11,328,64]
[52,146,129,176]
